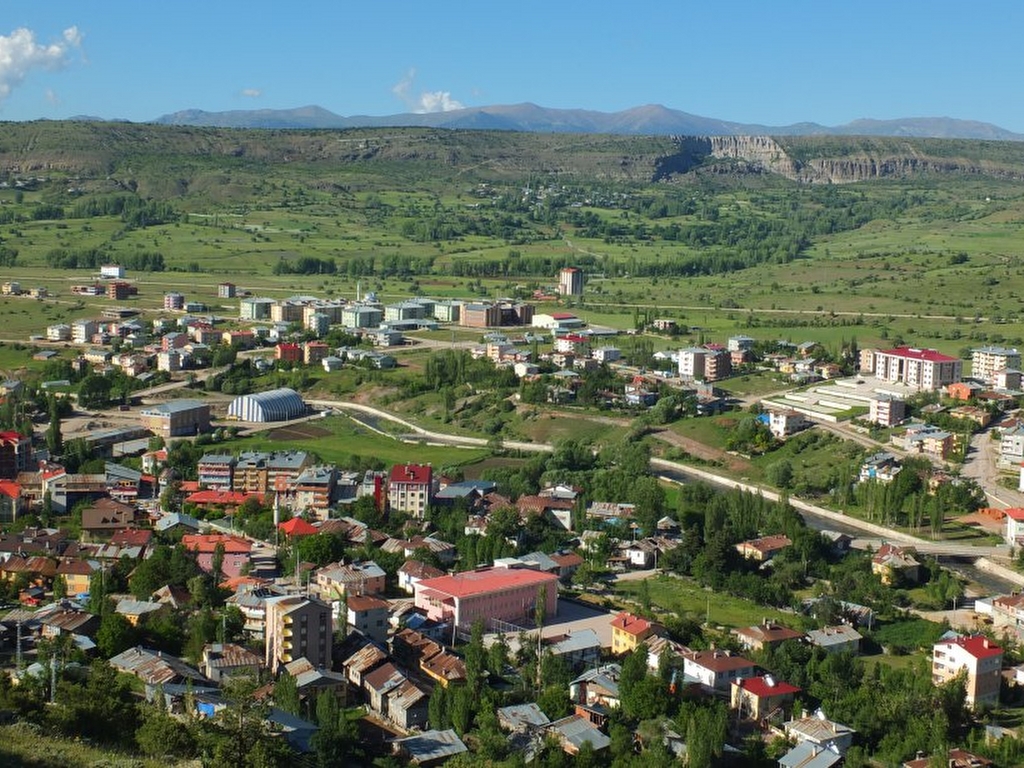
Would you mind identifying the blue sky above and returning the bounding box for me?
[2,2,1023,132]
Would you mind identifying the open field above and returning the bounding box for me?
[0,723,176,768]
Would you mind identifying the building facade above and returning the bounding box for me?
[388,463,434,518]
[558,267,584,296]
[872,347,962,390]
[264,595,333,674]
[931,635,1002,709]
[413,567,558,629]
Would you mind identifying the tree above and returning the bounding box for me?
[274,672,300,716]
[211,675,290,768]
[96,612,136,658]
[311,690,357,767]
[46,396,63,455]
[52,574,67,600]
[136,707,197,759]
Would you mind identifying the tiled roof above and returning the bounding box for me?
[935,634,1002,660]
[734,675,800,698]
[880,346,958,363]
[415,567,557,599]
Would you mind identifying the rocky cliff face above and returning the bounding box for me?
[655,135,1024,184]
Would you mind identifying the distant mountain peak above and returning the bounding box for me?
[149,103,1024,141]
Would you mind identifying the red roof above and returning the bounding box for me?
[278,517,317,537]
[185,490,257,506]
[937,634,1002,660]
[557,334,588,343]
[686,650,755,673]
[182,533,251,555]
[734,675,801,698]
[1004,508,1024,521]
[347,594,389,612]
[416,566,557,599]
[389,463,433,486]
[0,431,27,443]
[881,346,958,363]
[110,529,153,547]
[611,611,654,637]
[550,312,577,320]
[0,480,19,499]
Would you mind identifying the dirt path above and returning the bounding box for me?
[650,428,752,474]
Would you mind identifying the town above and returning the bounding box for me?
[3,252,1024,768]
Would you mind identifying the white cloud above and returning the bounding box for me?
[45,88,58,105]
[241,88,262,98]
[0,26,82,102]
[392,68,464,114]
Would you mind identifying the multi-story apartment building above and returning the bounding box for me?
[233,451,312,495]
[388,463,434,518]
[931,635,1002,709]
[972,346,1021,385]
[0,432,31,480]
[46,324,71,341]
[238,297,275,321]
[163,292,185,310]
[872,346,962,390]
[197,454,236,490]
[610,612,657,656]
[264,595,333,674]
[71,319,98,344]
[868,393,907,426]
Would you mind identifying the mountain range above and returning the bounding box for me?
[146,102,1024,141]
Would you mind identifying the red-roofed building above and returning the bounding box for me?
[388,463,434,519]
[110,529,153,550]
[932,635,1003,709]
[0,431,31,480]
[730,675,801,720]
[413,566,557,629]
[278,517,317,537]
[0,479,21,523]
[181,533,252,579]
[611,611,658,655]
[1004,507,1024,546]
[683,649,757,691]
[185,490,262,509]
[735,534,792,562]
[275,343,302,363]
[872,346,962,390]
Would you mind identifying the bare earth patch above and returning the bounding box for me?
[268,423,331,441]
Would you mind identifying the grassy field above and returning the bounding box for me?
[0,723,176,768]
[613,573,805,630]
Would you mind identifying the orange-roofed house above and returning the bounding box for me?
[871,543,921,585]
[413,566,558,630]
[732,620,805,652]
[735,534,792,562]
[611,612,658,656]
[278,517,318,538]
[185,489,262,509]
[1005,508,1024,546]
[181,533,252,578]
[731,675,801,720]
[0,479,21,523]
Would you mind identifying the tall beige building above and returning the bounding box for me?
[931,634,1002,709]
[264,595,333,674]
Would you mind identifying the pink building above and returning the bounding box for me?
[181,533,252,578]
[414,566,558,629]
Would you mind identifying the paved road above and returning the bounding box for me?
[962,425,1024,509]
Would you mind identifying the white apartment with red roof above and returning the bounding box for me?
[1005,508,1024,546]
[870,346,962,390]
[388,463,434,518]
[932,634,1003,709]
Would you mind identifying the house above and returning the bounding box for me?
[570,664,622,709]
[115,599,168,626]
[547,714,611,755]
[610,611,658,655]
[201,642,263,683]
[390,729,468,767]
[498,703,551,731]
[768,409,809,439]
[315,560,387,598]
[683,649,757,692]
[413,566,558,630]
[624,539,658,568]
[346,594,390,644]
[363,662,407,718]
[778,741,844,768]
[733,620,805,652]
[1004,508,1024,546]
[397,560,445,595]
[516,494,575,530]
[806,625,862,655]
[871,544,921,585]
[902,750,992,768]
[80,498,140,542]
[341,642,389,689]
[931,635,1003,709]
[387,678,430,730]
[731,675,801,721]
[545,628,602,672]
[859,452,902,484]
[1001,424,1024,465]
[784,711,856,755]
[109,646,209,698]
[284,657,348,706]
[181,533,252,579]
[736,534,792,562]
[388,463,434,518]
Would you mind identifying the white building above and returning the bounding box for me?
[768,409,809,438]
[592,347,621,364]
[47,324,71,342]
[931,635,1002,709]
[100,264,125,279]
[558,267,584,296]
[972,346,1021,385]
[678,348,708,380]
[872,347,962,390]
[868,394,906,427]
[1005,508,1024,546]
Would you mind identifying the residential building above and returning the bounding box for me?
[164,292,185,310]
[264,595,333,674]
[610,611,657,655]
[341,305,384,329]
[859,452,902,484]
[548,715,611,755]
[101,264,125,279]
[1006,508,1024,547]
[731,675,801,720]
[198,454,235,490]
[388,463,434,518]
[972,346,1021,385]
[768,409,809,438]
[678,347,709,380]
[181,534,252,579]
[346,594,390,643]
[0,432,31,480]
[238,297,276,321]
[316,560,387,599]
[390,730,467,766]
[397,560,445,595]
[872,346,962,390]
[783,712,856,755]
[460,302,502,328]
[47,323,71,341]
[1001,424,1024,465]
[735,534,792,562]
[558,267,584,296]
[413,566,558,629]
[570,664,622,709]
[217,282,236,298]
[231,450,311,495]
[139,399,211,438]
[903,750,992,768]
[778,742,844,768]
[732,620,805,652]
[683,649,756,692]
[931,635,1002,709]
[871,544,921,585]
[546,628,602,672]
[806,625,863,655]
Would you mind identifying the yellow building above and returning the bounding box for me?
[610,611,656,655]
